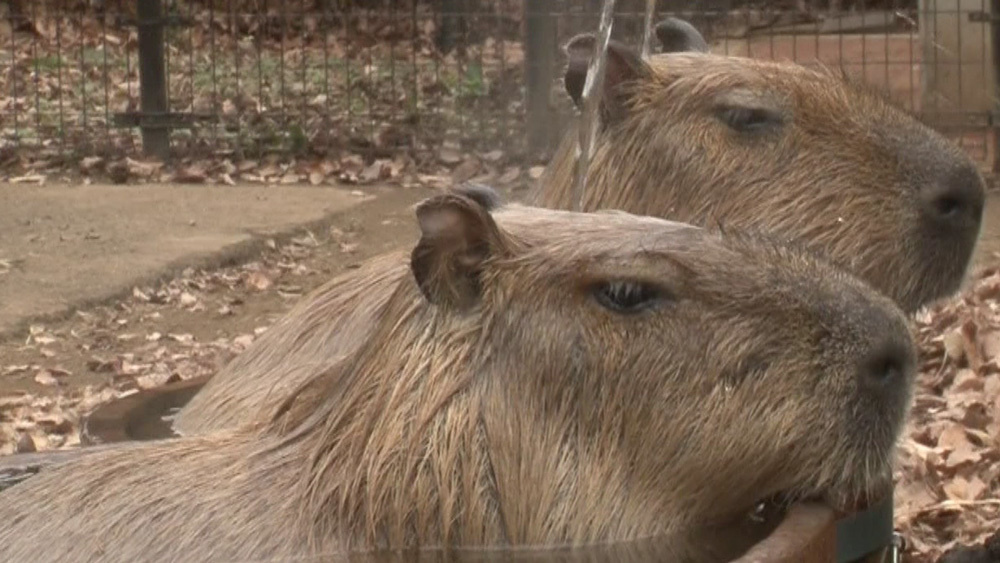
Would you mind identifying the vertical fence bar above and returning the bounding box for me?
[28,2,40,144]
[231,0,243,156]
[388,0,398,149]
[55,6,65,152]
[524,0,557,158]
[101,5,111,147]
[495,0,509,155]
[279,0,287,136]
[9,5,19,148]
[79,8,87,150]
[322,0,332,148]
[209,0,218,149]
[992,0,1000,171]
[137,0,170,159]
[410,0,419,148]
[255,0,266,157]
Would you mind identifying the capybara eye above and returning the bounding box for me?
[592,280,664,314]
[715,105,784,133]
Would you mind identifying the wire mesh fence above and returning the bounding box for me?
[1,0,997,175]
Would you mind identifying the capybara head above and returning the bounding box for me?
[534,17,985,314]
[0,186,917,562]
[272,185,917,551]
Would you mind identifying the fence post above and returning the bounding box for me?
[436,0,470,54]
[524,0,557,158]
[137,0,170,159]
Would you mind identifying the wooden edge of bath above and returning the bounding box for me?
[80,374,212,445]
[731,503,837,563]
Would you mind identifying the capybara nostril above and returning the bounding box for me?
[858,342,910,391]
[921,162,985,230]
[932,195,961,218]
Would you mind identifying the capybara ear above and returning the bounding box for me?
[453,182,504,212]
[410,191,508,310]
[654,17,709,54]
[564,34,652,125]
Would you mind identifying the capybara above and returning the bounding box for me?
[171,18,981,436]
[536,18,984,314]
[0,187,916,563]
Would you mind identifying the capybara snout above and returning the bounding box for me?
[838,287,917,462]
[919,159,984,232]
[894,126,985,295]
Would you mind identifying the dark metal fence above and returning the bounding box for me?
[1,0,998,175]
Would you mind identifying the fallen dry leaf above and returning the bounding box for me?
[167,334,194,344]
[86,357,118,373]
[10,174,45,184]
[438,147,463,165]
[233,334,255,349]
[246,271,273,291]
[481,150,504,163]
[498,166,522,184]
[3,365,31,376]
[33,370,59,387]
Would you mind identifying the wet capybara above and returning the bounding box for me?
[172,18,982,436]
[535,18,985,314]
[0,187,916,563]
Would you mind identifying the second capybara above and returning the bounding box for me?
[171,18,981,436]
[0,187,916,563]
[535,18,984,314]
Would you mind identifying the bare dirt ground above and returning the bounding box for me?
[0,182,378,336]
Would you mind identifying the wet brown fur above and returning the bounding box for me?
[0,191,916,562]
[174,27,981,436]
